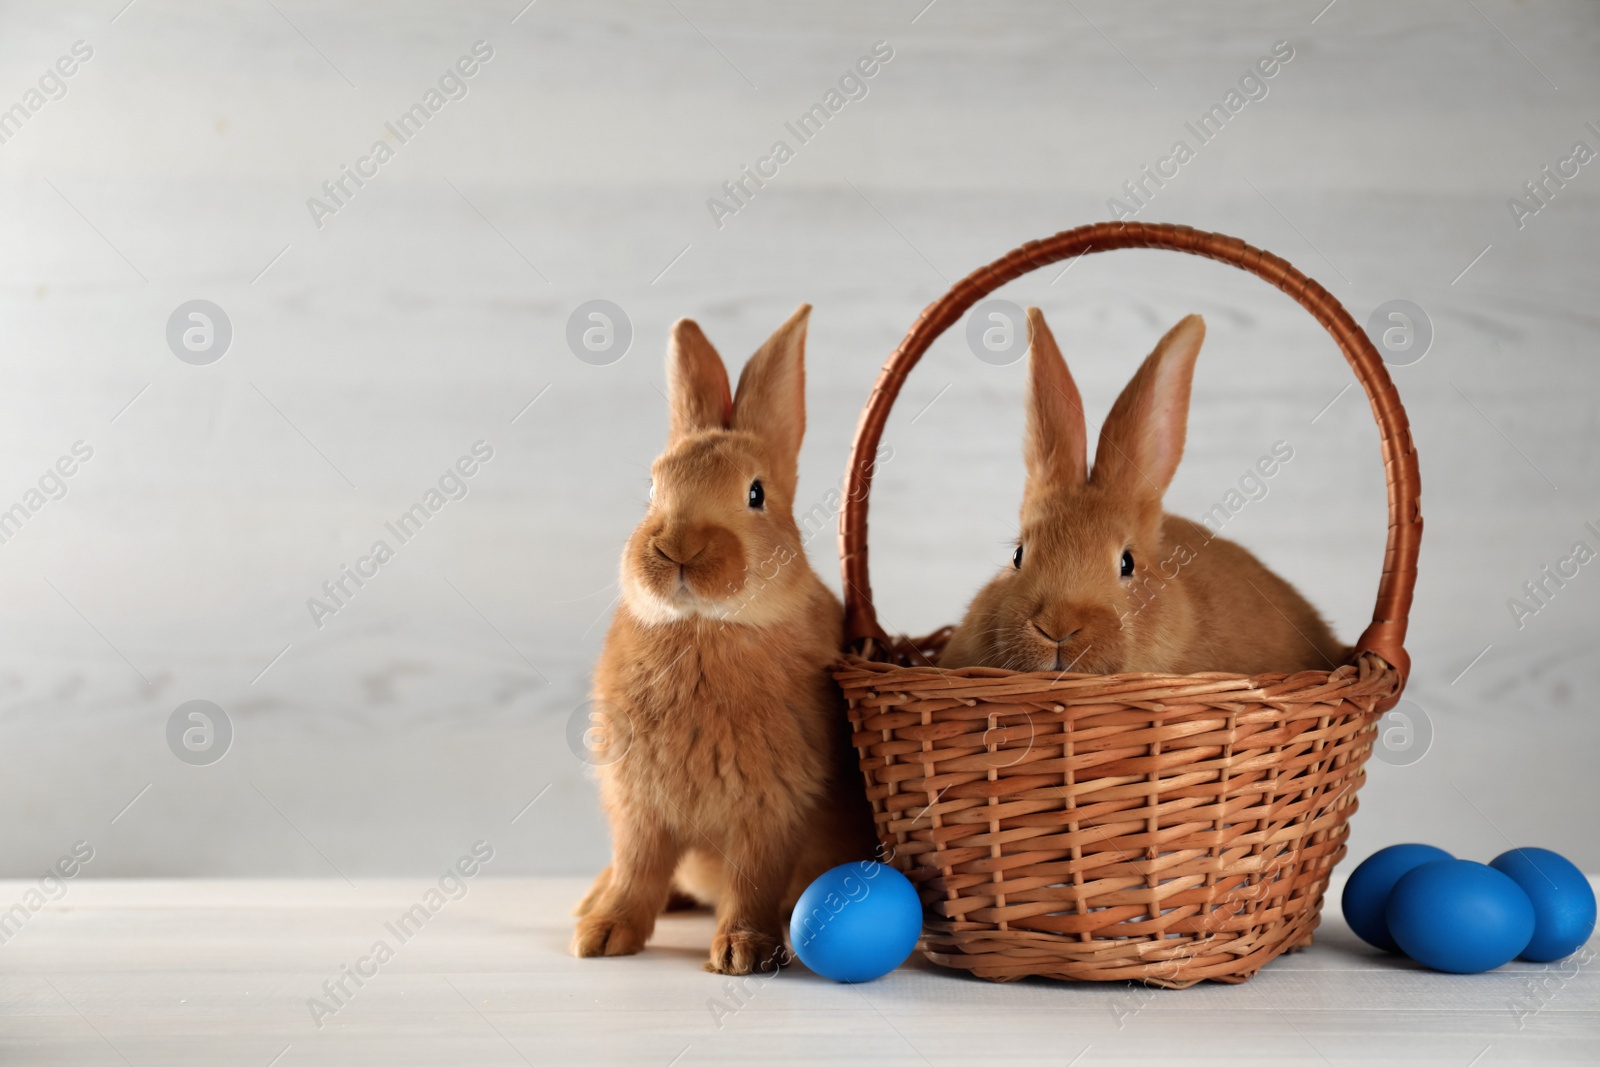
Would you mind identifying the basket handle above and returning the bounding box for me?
[837,222,1420,686]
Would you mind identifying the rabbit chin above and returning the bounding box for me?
[619,567,789,628]
[1007,635,1123,674]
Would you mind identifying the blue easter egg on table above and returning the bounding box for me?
[1489,847,1596,963]
[1342,843,1454,952]
[1387,859,1535,973]
[789,861,922,982]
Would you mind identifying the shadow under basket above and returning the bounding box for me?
[832,223,1421,988]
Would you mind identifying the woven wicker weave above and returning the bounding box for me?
[833,222,1420,987]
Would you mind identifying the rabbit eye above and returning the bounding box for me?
[1013,544,1023,569]
[1120,549,1135,578]
[748,480,765,510]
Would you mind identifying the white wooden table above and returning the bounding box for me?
[1,875,1594,1065]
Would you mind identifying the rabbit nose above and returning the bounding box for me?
[655,536,706,566]
[1031,620,1081,645]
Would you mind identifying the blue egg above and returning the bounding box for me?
[1387,860,1535,973]
[789,861,922,982]
[1490,848,1597,963]
[1342,843,1454,952]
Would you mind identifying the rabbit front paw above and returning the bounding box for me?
[705,927,787,975]
[572,912,649,958]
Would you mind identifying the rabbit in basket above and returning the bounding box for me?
[941,308,1346,676]
[573,305,878,975]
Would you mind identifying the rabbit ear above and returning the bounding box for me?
[732,304,810,470]
[1092,314,1205,499]
[1023,308,1088,495]
[667,318,733,440]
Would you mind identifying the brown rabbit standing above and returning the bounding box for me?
[941,308,1346,676]
[573,305,877,975]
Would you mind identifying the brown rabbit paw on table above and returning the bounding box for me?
[706,927,788,976]
[571,912,651,958]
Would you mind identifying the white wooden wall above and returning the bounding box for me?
[0,0,1595,877]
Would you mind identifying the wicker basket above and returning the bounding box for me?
[833,222,1421,987]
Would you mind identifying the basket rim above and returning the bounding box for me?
[834,222,1421,708]
[835,644,1401,710]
